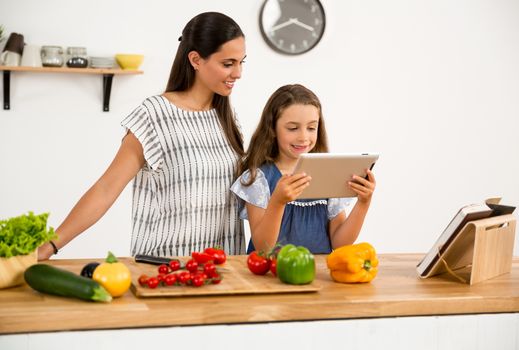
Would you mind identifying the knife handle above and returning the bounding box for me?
[134,254,172,265]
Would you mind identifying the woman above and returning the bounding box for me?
[38,12,247,259]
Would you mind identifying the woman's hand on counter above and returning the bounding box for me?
[38,242,54,260]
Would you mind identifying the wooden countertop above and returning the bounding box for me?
[2,254,519,334]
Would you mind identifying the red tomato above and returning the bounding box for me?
[178,271,192,285]
[191,274,205,287]
[211,272,223,284]
[158,264,169,275]
[247,251,271,275]
[156,273,166,283]
[193,271,208,280]
[164,273,177,286]
[203,262,217,278]
[146,277,159,289]
[185,259,199,273]
[270,258,277,276]
[191,251,214,264]
[204,247,227,265]
[138,274,149,286]
[169,259,181,271]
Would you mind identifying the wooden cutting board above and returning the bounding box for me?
[129,255,320,297]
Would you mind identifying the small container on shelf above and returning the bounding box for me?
[41,46,64,67]
[66,46,88,68]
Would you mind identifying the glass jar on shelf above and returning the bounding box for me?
[66,46,88,68]
[41,46,64,67]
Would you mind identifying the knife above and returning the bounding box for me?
[134,254,174,265]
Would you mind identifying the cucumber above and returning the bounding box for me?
[24,264,112,302]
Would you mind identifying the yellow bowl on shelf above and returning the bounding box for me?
[0,251,37,289]
[115,54,144,70]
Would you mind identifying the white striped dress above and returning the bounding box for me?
[121,95,245,257]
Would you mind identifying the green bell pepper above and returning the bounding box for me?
[276,244,315,285]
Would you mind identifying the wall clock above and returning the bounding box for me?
[259,0,326,55]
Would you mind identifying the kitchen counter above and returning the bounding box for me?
[1,254,519,334]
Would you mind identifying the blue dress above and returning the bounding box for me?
[231,163,353,254]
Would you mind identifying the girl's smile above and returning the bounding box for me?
[291,144,311,153]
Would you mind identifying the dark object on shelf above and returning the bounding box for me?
[3,33,25,54]
[66,57,88,68]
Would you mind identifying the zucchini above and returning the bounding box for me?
[24,264,112,302]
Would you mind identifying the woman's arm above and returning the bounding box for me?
[246,173,311,252]
[329,170,376,249]
[38,132,145,260]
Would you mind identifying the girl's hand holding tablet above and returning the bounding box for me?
[271,173,312,205]
[349,169,376,203]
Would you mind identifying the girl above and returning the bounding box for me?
[39,12,247,259]
[231,84,376,254]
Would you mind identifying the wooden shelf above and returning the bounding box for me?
[0,65,143,111]
[0,66,143,75]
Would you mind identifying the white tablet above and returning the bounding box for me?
[292,153,379,199]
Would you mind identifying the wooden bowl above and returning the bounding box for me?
[0,251,37,289]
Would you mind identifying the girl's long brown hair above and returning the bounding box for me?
[165,12,244,157]
[239,84,329,185]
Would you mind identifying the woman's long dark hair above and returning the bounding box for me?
[165,12,244,157]
[239,84,329,185]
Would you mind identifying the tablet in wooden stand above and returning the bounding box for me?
[293,153,379,199]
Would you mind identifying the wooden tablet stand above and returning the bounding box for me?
[435,214,516,285]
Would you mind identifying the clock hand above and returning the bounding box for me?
[291,18,315,32]
[270,18,296,32]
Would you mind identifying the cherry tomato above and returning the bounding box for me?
[164,273,177,286]
[185,259,199,273]
[247,251,271,275]
[156,273,166,283]
[169,259,181,271]
[203,262,217,278]
[158,264,169,275]
[138,274,149,287]
[211,272,223,284]
[204,247,227,265]
[191,274,205,287]
[270,258,277,276]
[178,271,192,285]
[191,251,214,264]
[146,277,159,289]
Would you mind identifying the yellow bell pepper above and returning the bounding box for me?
[326,242,378,283]
[93,251,132,297]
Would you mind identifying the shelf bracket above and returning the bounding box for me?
[102,74,114,112]
[3,70,10,110]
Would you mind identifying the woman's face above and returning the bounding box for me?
[196,36,246,96]
[275,103,320,164]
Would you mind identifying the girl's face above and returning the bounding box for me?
[275,103,320,164]
[196,36,246,97]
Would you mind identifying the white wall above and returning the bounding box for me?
[1,0,518,259]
